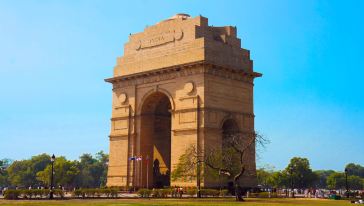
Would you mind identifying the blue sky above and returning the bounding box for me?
[0,0,363,171]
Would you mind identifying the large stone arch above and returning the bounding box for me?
[139,91,172,188]
[106,14,260,189]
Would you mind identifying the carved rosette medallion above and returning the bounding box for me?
[174,29,183,40]
[119,93,127,104]
[184,82,195,94]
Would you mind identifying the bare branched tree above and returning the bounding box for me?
[205,132,268,201]
[171,131,268,201]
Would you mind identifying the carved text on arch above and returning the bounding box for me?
[135,29,183,50]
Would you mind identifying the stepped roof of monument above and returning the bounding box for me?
[110,14,259,78]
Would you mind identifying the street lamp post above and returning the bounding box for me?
[345,168,349,198]
[49,154,55,199]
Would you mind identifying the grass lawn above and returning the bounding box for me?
[0,198,353,206]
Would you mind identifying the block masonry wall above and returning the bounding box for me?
[105,14,261,188]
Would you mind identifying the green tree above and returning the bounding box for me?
[0,159,11,186]
[74,151,109,188]
[327,172,345,189]
[0,159,12,168]
[256,165,276,188]
[75,153,96,187]
[7,154,50,187]
[2,152,109,188]
[283,157,317,189]
[96,151,109,187]
[345,163,364,178]
[326,171,364,190]
[36,156,79,188]
[256,168,271,187]
[268,171,290,188]
[171,146,198,182]
[313,170,335,188]
[348,175,363,190]
[0,171,8,186]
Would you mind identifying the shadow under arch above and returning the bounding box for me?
[221,118,240,135]
[139,91,172,188]
[138,88,175,115]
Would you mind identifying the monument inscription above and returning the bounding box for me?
[135,29,183,50]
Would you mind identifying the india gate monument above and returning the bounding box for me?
[105,14,261,189]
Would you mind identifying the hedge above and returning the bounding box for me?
[3,189,64,200]
[4,188,119,199]
[187,188,197,197]
[200,189,220,197]
[138,188,152,198]
[249,192,278,198]
[219,189,229,197]
[137,188,228,198]
[72,188,118,198]
[137,188,172,198]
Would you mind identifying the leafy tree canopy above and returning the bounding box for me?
[1,151,108,189]
[345,163,364,178]
[283,157,317,189]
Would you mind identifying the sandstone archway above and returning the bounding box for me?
[106,14,260,188]
[222,119,239,137]
[140,92,172,188]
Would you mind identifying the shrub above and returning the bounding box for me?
[161,189,171,198]
[4,189,51,200]
[53,189,65,198]
[73,189,82,198]
[249,191,277,198]
[85,189,96,197]
[95,189,102,197]
[187,188,197,197]
[219,189,229,197]
[257,192,277,198]
[42,189,50,198]
[103,188,111,198]
[151,189,170,198]
[110,186,126,192]
[4,190,21,200]
[24,189,43,199]
[152,189,161,198]
[110,188,118,198]
[70,188,119,199]
[138,188,152,198]
[31,189,37,198]
[22,189,31,199]
[34,189,44,198]
[200,189,220,197]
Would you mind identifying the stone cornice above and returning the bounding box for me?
[105,61,262,88]
[110,107,255,120]
[109,135,128,141]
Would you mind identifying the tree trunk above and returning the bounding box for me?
[233,166,245,201]
[234,182,244,201]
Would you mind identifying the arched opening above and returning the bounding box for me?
[221,119,240,189]
[140,92,171,188]
[222,119,239,145]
